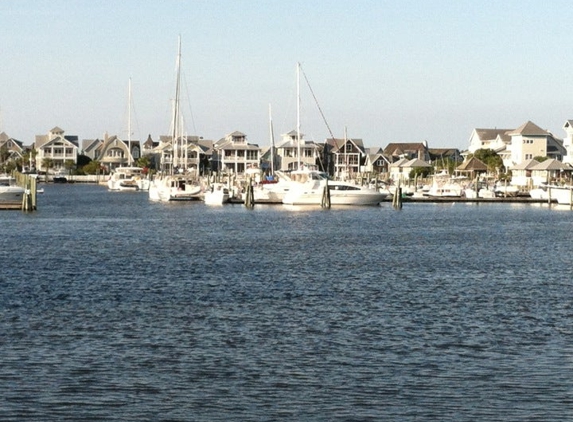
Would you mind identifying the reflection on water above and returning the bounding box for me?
[1,184,572,421]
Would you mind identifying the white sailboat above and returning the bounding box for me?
[108,78,149,191]
[149,36,201,202]
[280,63,385,206]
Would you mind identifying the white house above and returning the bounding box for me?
[214,131,260,175]
[274,130,322,171]
[35,127,79,172]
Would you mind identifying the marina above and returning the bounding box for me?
[1,183,572,421]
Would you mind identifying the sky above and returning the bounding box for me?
[2,0,573,151]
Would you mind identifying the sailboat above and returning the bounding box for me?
[108,78,149,191]
[279,63,385,206]
[149,37,201,202]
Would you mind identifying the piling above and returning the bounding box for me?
[244,177,255,208]
[321,179,331,209]
[392,180,403,210]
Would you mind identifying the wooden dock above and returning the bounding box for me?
[0,202,26,210]
[228,196,554,205]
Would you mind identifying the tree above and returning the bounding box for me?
[136,155,151,169]
[64,160,76,174]
[81,160,102,175]
[42,158,54,173]
[77,154,91,167]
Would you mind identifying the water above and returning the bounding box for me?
[1,184,572,421]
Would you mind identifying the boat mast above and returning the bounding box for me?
[127,77,132,166]
[172,35,182,174]
[269,103,275,175]
[296,62,301,170]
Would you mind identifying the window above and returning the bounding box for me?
[525,154,533,159]
[246,150,258,160]
[304,149,313,157]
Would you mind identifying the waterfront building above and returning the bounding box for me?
[35,127,79,173]
[212,131,259,175]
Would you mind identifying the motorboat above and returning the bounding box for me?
[425,171,464,197]
[282,169,386,206]
[203,183,230,205]
[0,175,25,203]
[107,166,146,191]
[494,183,520,197]
[544,184,573,205]
[149,174,202,202]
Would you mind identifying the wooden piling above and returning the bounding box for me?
[244,177,255,208]
[321,179,331,209]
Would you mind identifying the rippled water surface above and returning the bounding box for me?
[1,184,572,421]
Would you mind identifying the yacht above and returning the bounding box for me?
[282,169,387,206]
[0,175,25,203]
[149,173,202,202]
[107,166,145,191]
[203,183,230,205]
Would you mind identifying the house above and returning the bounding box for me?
[509,159,540,187]
[383,142,430,163]
[363,147,390,175]
[467,128,512,154]
[152,135,213,175]
[81,138,103,161]
[324,136,367,179]
[97,134,142,171]
[388,157,432,181]
[428,148,463,164]
[507,121,565,166]
[560,120,573,165]
[213,131,260,175]
[274,130,322,171]
[529,158,573,186]
[0,132,25,170]
[466,121,565,169]
[35,127,79,173]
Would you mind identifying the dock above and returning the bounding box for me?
[227,196,554,205]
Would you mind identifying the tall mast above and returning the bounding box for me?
[269,103,275,175]
[296,62,301,170]
[172,35,182,173]
[127,77,132,166]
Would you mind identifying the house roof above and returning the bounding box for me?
[325,137,365,153]
[510,158,540,170]
[384,142,427,156]
[389,157,410,168]
[530,158,572,171]
[456,156,488,171]
[473,128,512,143]
[506,121,549,137]
[403,158,432,168]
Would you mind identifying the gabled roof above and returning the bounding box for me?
[325,137,365,154]
[39,136,78,149]
[384,142,427,156]
[510,158,540,170]
[456,156,488,171]
[473,128,512,143]
[50,126,64,133]
[403,158,432,168]
[507,121,549,137]
[530,158,572,171]
[82,138,103,153]
[389,157,410,168]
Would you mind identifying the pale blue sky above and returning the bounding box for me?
[1,0,573,150]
